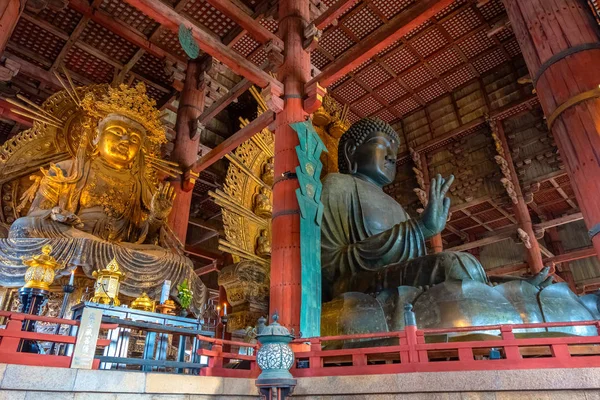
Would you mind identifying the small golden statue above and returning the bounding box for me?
[91,258,125,306]
[261,158,274,187]
[0,79,207,312]
[256,229,271,257]
[253,187,272,219]
[22,245,61,291]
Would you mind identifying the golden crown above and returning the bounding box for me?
[81,82,166,145]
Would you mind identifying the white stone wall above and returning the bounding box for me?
[1,364,600,399]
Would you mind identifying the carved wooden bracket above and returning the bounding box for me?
[26,0,68,13]
[264,40,284,73]
[303,22,322,52]
[303,82,326,114]
[0,59,20,82]
[261,83,284,113]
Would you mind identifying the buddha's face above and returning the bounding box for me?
[346,130,398,187]
[96,118,144,168]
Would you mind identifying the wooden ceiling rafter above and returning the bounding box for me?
[122,0,282,92]
[327,5,515,124]
[204,0,283,48]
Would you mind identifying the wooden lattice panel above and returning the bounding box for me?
[377,80,408,104]
[183,0,237,38]
[442,7,481,39]
[79,21,138,64]
[64,46,115,83]
[353,95,384,117]
[411,27,448,58]
[100,0,160,36]
[35,7,83,35]
[382,46,419,75]
[10,18,66,64]
[232,34,260,57]
[342,5,382,40]
[370,0,414,20]
[403,65,435,90]
[478,0,505,21]
[155,29,187,59]
[457,29,495,58]
[132,53,173,88]
[311,50,330,70]
[428,48,463,75]
[320,28,355,57]
[259,18,278,33]
[336,80,368,104]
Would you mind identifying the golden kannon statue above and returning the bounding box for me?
[0,82,207,310]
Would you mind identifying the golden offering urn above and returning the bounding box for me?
[130,292,156,312]
[91,258,125,306]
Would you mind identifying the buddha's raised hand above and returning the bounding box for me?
[418,174,454,238]
[150,182,176,220]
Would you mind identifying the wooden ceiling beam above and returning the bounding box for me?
[313,0,358,30]
[191,109,275,173]
[205,0,282,48]
[308,0,454,88]
[0,99,33,127]
[198,78,252,124]
[185,244,223,263]
[414,94,538,153]
[487,246,597,277]
[122,0,282,91]
[68,0,182,64]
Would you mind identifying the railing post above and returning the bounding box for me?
[500,325,521,360]
[0,316,22,355]
[309,337,322,369]
[403,304,420,363]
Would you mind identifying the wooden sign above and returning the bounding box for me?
[70,307,103,369]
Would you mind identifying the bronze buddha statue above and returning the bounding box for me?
[320,118,598,336]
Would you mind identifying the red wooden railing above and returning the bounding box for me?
[196,334,260,378]
[0,311,116,369]
[1,310,599,379]
[290,321,600,377]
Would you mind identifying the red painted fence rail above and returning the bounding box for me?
[0,311,117,369]
[290,320,600,377]
[1,310,599,379]
[196,334,259,378]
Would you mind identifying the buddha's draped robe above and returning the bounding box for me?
[321,173,487,299]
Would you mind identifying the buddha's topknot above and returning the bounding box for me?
[338,118,400,174]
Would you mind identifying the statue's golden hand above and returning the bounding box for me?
[150,182,176,220]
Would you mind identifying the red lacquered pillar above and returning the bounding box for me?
[503,0,600,262]
[269,0,311,333]
[168,57,210,243]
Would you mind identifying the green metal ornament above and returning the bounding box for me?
[178,24,200,59]
[290,121,327,338]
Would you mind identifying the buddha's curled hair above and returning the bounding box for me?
[338,117,400,174]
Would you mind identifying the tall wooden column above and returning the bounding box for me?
[495,120,545,273]
[168,57,211,243]
[270,0,310,332]
[0,0,24,56]
[503,0,600,262]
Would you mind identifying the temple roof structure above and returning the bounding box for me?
[1,0,599,296]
